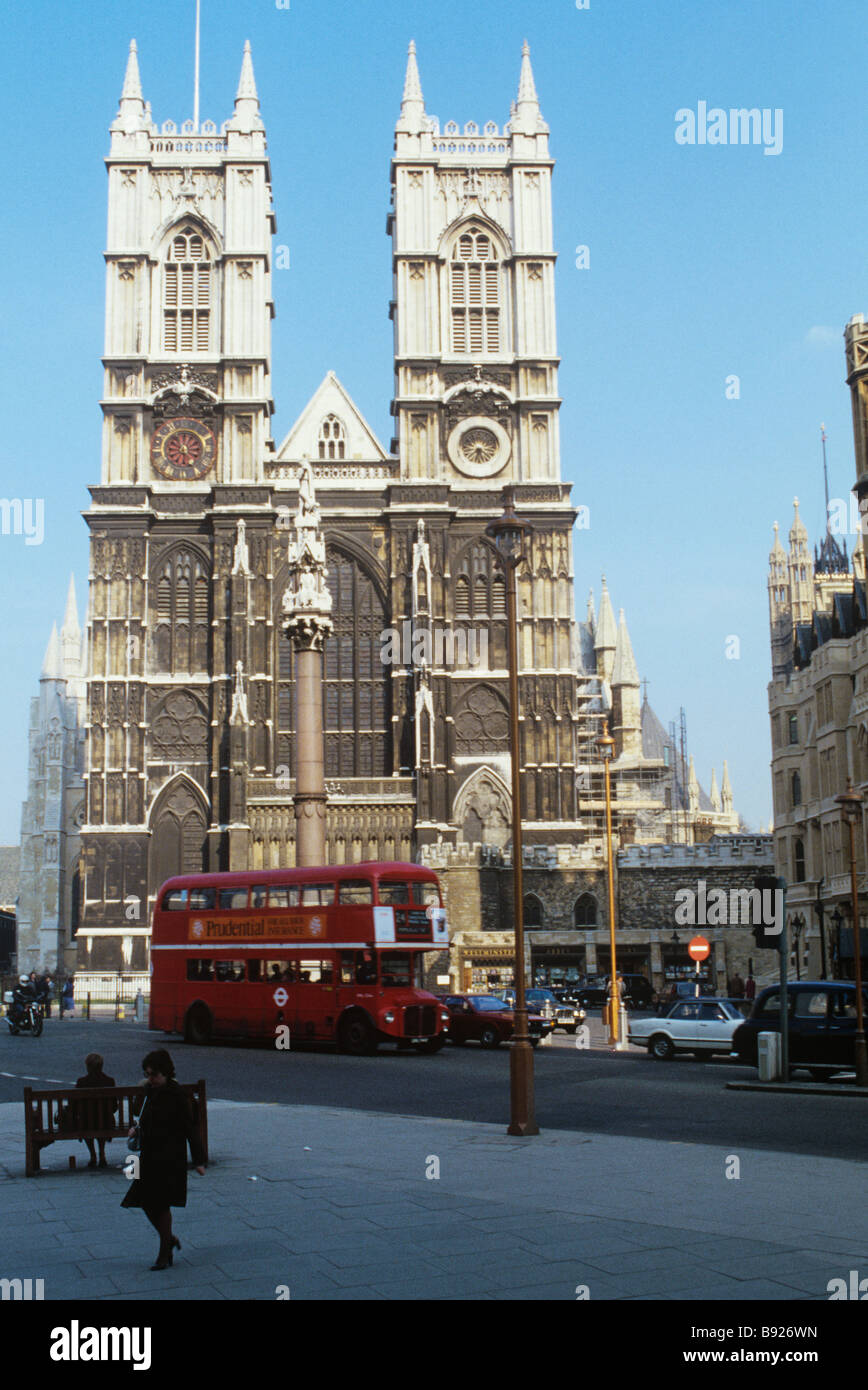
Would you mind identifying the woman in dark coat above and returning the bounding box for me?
[121,1049,206,1270]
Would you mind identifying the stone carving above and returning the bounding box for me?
[454,767,511,848]
[231,519,252,577]
[151,363,220,421]
[230,660,252,726]
[454,685,509,752]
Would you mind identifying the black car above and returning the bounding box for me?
[731,981,868,1079]
[575,974,654,1010]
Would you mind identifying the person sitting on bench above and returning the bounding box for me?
[75,1053,117,1169]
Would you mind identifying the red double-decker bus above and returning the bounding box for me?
[149,861,451,1054]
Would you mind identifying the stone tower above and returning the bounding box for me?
[79,39,277,969]
[387,40,585,850]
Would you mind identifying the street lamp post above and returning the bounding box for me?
[834,783,868,1086]
[598,721,622,1046]
[486,488,538,1137]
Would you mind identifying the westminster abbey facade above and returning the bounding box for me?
[18,38,741,982]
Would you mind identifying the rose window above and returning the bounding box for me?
[460,427,498,466]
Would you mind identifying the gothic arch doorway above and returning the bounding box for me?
[148,776,209,895]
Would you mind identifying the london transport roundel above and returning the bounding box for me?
[150,417,217,481]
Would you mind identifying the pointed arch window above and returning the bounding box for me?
[524,893,543,929]
[318,415,346,461]
[574,893,597,927]
[163,225,212,353]
[151,548,211,674]
[450,227,500,354]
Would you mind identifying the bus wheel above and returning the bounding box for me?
[338,1013,377,1056]
[185,1004,213,1046]
[413,1036,446,1054]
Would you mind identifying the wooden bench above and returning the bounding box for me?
[22,1081,208,1177]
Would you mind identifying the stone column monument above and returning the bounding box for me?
[280,459,333,867]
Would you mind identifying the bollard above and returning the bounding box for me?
[134,989,145,1023]
[117,1004,125,1021]
[86,993,91,1020]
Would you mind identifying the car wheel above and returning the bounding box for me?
[649,1034,674,1061]
[480,1025,500,1049]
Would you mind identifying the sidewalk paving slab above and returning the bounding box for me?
[1,1098,865,1302]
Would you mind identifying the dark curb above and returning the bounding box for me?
[725,1080,868,1097]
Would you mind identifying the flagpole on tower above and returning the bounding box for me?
[194,0,201,132]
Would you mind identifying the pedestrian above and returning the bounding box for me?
[121,1049,206,1271]
[40,974,53,1018]
[75,1052,116,1169]
[745,973,756,1002]
[62,978,74,1016]
[731,972,745,999]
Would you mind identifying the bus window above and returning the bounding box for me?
[380,952,421,987]
[302,884,335,906]
[186,958,214,982]
[219,888,249,910]
[339,952,355,985]
[338,880,373,905]
[188,887,216,910]
[355,952,376,984]
[299,960,333,984]
[250,887,268,909]
[264,959,297,983]
[268,886,300,908]
[215,960,247,982]
[379,881,410,905]
[413,881,440,908]
[163,889,188,910]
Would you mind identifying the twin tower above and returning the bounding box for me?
[75,37,607,970]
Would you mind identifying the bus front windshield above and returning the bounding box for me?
[379,952,424,988]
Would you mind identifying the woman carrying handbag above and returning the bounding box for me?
[121,1049,206,1270]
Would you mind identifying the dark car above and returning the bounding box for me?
[438,995,553,1048]
[500,988,585,1033]
[731,981,868,1079]
[576,974,654,1010]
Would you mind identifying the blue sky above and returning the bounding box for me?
[1,0,866,841]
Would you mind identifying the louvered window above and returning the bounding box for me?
[163,226,212,354]
[450,227,500,354]
[318,415,346,461]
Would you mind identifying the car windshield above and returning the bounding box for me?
[470,997,508,1011]
[529,991,558,1003]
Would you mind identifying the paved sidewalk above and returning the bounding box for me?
[0,1099,863,1301]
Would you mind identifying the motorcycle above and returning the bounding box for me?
[4,992,44,1037]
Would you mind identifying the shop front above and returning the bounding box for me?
[530,944,587,987]
[459,948,516,994]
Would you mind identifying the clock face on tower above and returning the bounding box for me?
[150,417,217,481]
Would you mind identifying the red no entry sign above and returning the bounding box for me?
[688,935,710,962]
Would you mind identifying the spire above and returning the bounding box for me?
[113,39,147,134]
[397,40,427,135]
[789,496,808,547]
[586,588,596,634]
[512,40,548,136]
[61,576,81,675]
[687,755,699,814]
[770,520,786,562]
[710,766,721,812]
[41,624,61,680]
[594,577,617,652]
[227,40,264,133]
[721,759,733,813]
[611,609,639,687]
[122,39,143,102]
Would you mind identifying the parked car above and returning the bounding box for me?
[731,981,868,1079]
[629,998,744,1060]
[575,974,654,1010]
[437,995,554,1048]
[500,988,585,1033]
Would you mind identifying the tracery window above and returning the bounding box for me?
[450,226,500,354]
[163,225,212,353]
[151,548,210,674]
[318,416,346,461]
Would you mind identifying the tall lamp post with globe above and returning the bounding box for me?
[486,487,538,1137]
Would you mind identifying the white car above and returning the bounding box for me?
[628,999,744,1060]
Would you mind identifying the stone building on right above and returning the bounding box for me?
[767,313,868,980]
